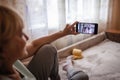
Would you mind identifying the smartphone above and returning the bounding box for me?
[76,22,98,34]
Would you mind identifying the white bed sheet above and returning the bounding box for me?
[59,39,120,80]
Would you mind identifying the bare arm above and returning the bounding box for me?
[21,21,78,60]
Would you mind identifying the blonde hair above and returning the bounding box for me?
[0,5,24,53]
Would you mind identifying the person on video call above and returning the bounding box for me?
[0,5,89,80]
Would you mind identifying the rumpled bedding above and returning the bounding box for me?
[59,39,120,80]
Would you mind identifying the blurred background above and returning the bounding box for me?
[0,0,120,49]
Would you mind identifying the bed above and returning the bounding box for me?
[58,31,120,80]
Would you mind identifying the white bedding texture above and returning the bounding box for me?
[59,39,120,80]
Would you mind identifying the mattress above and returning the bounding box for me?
[59,39,120,80]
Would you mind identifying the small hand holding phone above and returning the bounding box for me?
[76,22,98,34]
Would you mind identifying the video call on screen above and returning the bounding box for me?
[78,23,95,34]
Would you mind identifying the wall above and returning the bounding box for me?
[107,0,120,31]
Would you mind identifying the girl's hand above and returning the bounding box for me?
[63,21,79,35]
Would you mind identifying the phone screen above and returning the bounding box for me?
[76,22,98,34]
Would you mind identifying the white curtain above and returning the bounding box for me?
[25,0,109,49]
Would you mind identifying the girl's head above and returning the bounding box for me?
[0,5,28,61]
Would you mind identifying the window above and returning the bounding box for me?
[26,0,109,49]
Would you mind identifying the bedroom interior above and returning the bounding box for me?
[0,0,120,80]
[58,31,120,80]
